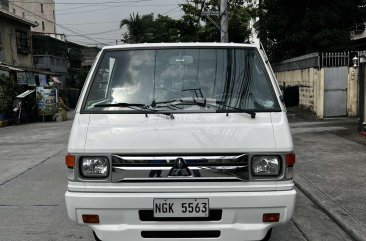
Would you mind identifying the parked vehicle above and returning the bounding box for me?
[65,43,296,241]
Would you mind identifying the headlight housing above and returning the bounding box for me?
[251,155,280,176]
[80,156,109,178]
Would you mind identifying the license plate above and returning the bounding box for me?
[153,198,209,218]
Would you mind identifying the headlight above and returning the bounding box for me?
[80,157,109,178]
[252,156,280,176]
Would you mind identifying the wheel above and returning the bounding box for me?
[93,231,102,241]
[260,228,272,241]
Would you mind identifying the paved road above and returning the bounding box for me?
[0,116,354,241]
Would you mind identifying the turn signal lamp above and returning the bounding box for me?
[285,153,295,179]
[263,213,280,223]
[82,214,100,224]
[65,154,75,168]
[286,153,296,167]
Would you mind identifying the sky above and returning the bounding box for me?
[55,0,185,47]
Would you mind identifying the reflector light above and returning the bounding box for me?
[82,214,100,224]
[285,153,296,167]
[65,154,75,168]
[263,213,280,223]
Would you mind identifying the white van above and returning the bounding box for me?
[65,43,296,241]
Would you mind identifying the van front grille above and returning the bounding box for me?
[111,154,249,182]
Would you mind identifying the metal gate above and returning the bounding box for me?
[324,67,348,117]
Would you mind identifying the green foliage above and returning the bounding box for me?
[120,1,254,43]
[75,69,89,89]
[0,75,16,114]
[258,0,366,62]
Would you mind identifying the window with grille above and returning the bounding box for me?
[15,30,30,55]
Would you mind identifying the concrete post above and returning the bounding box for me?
[220,0,228,43]
[358,59,366,132]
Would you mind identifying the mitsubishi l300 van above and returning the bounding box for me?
[65,43,296,241]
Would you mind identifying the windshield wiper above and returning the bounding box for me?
[94,102,175,119]
[212,101,256,119]
[152,98,207,108]
[94,103,147,108]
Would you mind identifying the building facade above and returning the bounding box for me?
[0,8,37,68]
[9,0,56,34]
[0,0,9,11]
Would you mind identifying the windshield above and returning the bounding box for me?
[83,47,280,113]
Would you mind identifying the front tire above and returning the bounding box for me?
[93,231,102,241]
[261,228,272,241]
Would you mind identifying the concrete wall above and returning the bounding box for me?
[275,67,359,118]
[347,68,358,117]
[275,68,324,118]
[9,0,55,33]
[0,18,33,68]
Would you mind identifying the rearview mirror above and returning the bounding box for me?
[168,55,194,65]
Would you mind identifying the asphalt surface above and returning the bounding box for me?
[290,117,366,241]
[0,112,361,241]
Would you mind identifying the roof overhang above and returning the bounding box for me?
[0,9,38,27]
[0,64,62,76]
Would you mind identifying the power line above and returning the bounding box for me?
[58,6,181,25]
[62,20,121,25]
[10,2,109,46]
[66,28,121,36]
[57,3,177,15]
[161,6,180,15]
[9,0,155,4]
[9,0,171,13]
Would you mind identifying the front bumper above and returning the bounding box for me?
[65,189,296,241]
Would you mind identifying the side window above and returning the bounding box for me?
[249,53,276,109]
[86,56,116,106]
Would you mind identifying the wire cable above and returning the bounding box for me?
[10,2,109,46]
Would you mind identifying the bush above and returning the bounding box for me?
[0,75,16,114]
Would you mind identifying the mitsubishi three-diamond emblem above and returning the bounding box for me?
[168,158,192,176]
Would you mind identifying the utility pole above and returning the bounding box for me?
[220,0,228,42]
[359,54,366,133]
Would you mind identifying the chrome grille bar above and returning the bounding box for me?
[111,154,249,182]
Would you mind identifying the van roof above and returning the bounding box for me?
[102,42,257,50]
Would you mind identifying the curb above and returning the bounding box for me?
[295,174,366,241]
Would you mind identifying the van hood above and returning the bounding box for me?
[68,112,293,154]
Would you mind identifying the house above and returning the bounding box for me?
[0,7,37,77]
[81,46,101,71]
[9,0,56,34]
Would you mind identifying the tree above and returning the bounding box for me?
[179,0,253,43]
[258,0,366,62]
[120,13,180,43]
[0,75,18,114]
[119,1,254,43]
[120,13,155,43]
